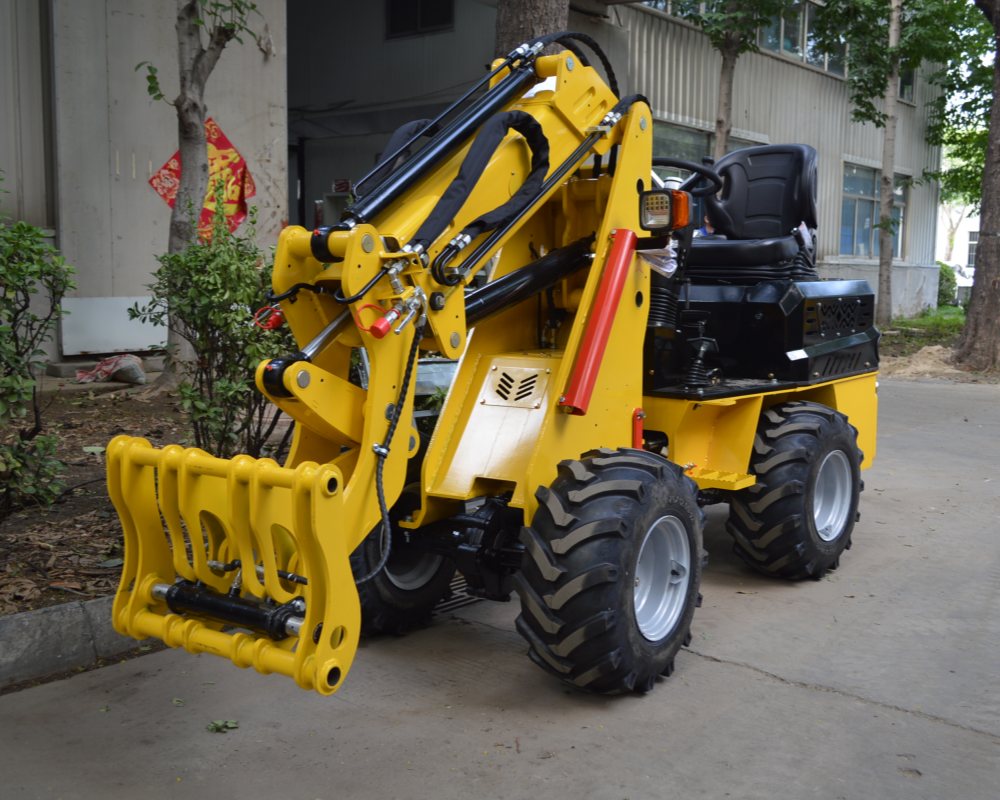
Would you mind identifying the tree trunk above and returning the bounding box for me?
[943,205,968,263]
[494,0,569,57]
[875,0,901,328]
[713,42,738,162]
[148,0,236,386]
[956,3,1000,371]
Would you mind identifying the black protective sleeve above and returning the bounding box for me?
[408,110,549,252]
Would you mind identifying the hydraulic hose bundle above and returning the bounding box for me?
[414,110,550,285]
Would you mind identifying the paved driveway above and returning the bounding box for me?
[2,378,998,799]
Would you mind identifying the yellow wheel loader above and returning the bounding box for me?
[108,33,878,696]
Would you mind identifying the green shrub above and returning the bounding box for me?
[0,208,75,519]
[130,185,291,459]
[893,305,965,337]
[937,261,957,307]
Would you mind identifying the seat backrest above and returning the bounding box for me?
[705,144,817,240]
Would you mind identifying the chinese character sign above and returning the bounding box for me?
[149,118,256,238]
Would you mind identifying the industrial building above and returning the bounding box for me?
[1,0,941,361]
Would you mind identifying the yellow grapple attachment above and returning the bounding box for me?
[107,437,359,695]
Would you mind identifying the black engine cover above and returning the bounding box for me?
[645,279,879,393]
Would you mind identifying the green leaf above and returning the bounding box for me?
[206,719,239,732]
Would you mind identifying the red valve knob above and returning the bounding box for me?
[253,305,285,330]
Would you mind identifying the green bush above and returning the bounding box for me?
[130,186,291,459]
[0,207,75,519]
[893,305,965,338]
[937,261,957,307]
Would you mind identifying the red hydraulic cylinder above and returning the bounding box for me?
[558,228,637,416]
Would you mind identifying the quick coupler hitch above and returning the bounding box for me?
[151,581,306,641]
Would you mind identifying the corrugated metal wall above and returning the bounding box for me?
[613,3,940,269]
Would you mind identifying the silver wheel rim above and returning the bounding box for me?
[385,551,444,591]
[634,514,692,642]
[814,450,852,542]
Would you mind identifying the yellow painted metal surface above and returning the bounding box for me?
[416,103,655,523]
[108,437,359,695]
[643,371,879,491]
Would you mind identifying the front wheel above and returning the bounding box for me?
[515,448,703,694]
[727,401,862,580]
[351,486,455,635]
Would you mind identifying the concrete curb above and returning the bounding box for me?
[0,596,144,689]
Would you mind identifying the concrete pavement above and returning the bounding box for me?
[1,378,998,799]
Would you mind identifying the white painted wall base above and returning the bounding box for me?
[820,261,939,319]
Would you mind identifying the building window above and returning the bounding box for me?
[840,164,907,259]
[652,122,711,175]
[968,231,979,269]
[899,68,915,103]
[759,1,846,75]
[652,122,765,225]
[386,0,453,39]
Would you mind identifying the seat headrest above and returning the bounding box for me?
[705,144,818,240]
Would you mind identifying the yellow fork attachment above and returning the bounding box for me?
[107,436,360,695]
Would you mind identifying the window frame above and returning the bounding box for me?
[758,0,847,77]
[839,163,907,260]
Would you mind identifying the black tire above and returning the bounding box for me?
[727,401,862,580]
[350,486,455,635]
[515,448,703,694]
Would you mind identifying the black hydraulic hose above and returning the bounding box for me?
[343,65,540,229]
[443,130,603,282]
[343,32,617,231]
[410,110,550,257]
[314,33,620,265]
[355,317,426,584]
[352,44,538,199]
[333,265,390,304]
[441,94,647,283]
[266,282,336,304]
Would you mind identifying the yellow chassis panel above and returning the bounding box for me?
[643,371,879,492]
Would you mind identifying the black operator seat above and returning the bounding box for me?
[688,144,818,268]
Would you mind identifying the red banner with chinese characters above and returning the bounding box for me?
[149,117,256,238]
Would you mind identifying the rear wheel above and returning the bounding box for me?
[727,401,862,580]
[515,448,703,694]
[351,486,455,634]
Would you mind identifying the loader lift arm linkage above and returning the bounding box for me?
[108,32,878,695]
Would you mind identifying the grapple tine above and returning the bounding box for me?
[107,435,361,694]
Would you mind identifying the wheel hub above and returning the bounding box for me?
[634,514,691,642]
[384,545,445,591]
[813,449,852,542]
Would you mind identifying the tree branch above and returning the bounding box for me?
[192,24,237,92]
